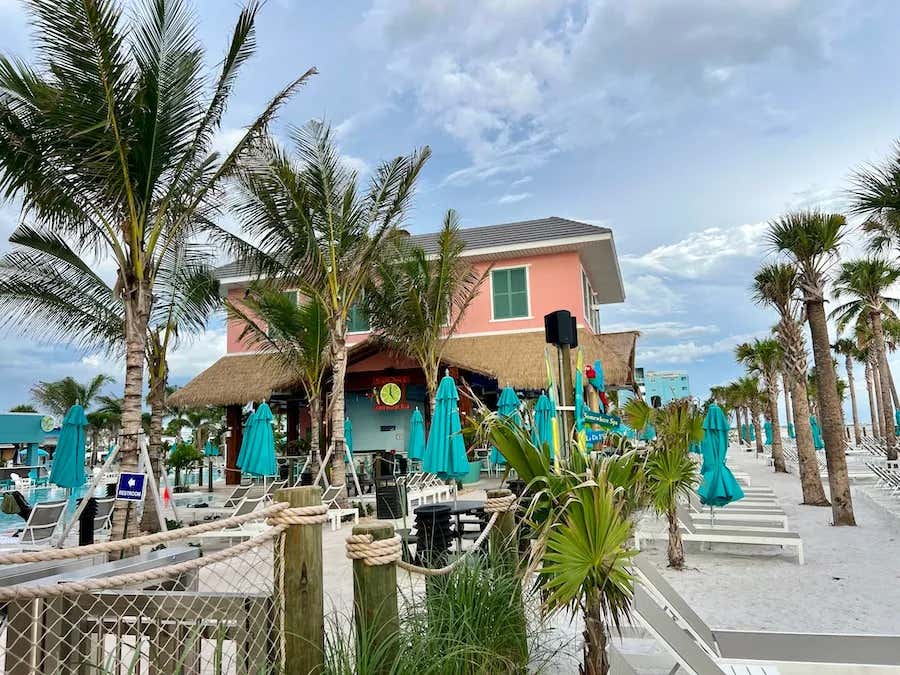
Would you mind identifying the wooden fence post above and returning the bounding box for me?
[276,486,324,674]
[486,488,516,564]
[351,521,399,672]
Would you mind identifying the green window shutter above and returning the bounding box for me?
[282,290,298,306]
[491,268,529,320]
[348,302,369,332]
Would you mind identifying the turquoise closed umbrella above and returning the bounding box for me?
[49,405,87,489]
[810,415,824,450]
[203,440,220,456]
[531,392,556,460]
[344,418,354,462]
[787,422,796,439]
[895,410,900,437]
[697,404,744,507]
[763,421,773,446]
[748,424,756,442]
[491,386,522,465]
[407,408,425,461]
[422,373,469,479]
[237,403,277,477]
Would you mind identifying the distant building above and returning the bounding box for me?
[643,370,691,407]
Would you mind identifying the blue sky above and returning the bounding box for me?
[1,0,898,423]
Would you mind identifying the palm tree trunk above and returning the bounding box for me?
[865,359,881,438]
[751,405,764,455]
[873,357,884,437]
[329,330,348,503]
[582,591,610,675]
[844,355,862,445]
[140,390,165,533]
[791,378,830,505]
[666,507,685,569]
[110,286,151,546]
[782,372,793,433]
[767,379,787,472]
[871,312,897,460]
[805,299,855,525]
[309,396,322,475]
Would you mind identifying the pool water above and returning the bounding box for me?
[0,480,216,534]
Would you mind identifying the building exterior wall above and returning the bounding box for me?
[226,250,598,354]
[644,371,691,406]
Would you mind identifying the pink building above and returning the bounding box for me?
[171,217,638,483]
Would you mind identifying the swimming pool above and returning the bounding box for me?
[0,481,219,534]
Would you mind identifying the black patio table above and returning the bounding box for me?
[430,499,486,550]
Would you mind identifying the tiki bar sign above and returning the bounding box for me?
[372,374,411,411]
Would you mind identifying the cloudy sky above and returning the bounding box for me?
[1,0,898,422]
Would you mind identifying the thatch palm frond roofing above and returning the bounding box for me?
[167,329,639,408]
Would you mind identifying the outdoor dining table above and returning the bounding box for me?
[432,499,486,551]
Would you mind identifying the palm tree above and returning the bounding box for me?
[226,286,330,472]
[30,375,113,416]
[367,210,487,415]
[623,398,701,569]
[232,123,429,499]
[0,0,312,542]
[833,338,863,444]
[736,339,787,472]
[752,263,830,506]
[736,375,765,456]
[832,258,900,461]
[0,224,220,532]
[767,212,855,524]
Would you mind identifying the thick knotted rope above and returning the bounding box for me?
[345,533,403,566]
[0,502,319,566]
[345,494,518,576]
[266,504,329,526]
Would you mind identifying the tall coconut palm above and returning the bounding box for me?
[30,374,113,416]
[232,123,429,500]
[767,211,854,524]
[831,257,900,460]
[735,375,765,456]
[752,262,830,506]
[0,224,220,532]
[366,210,487,415]
[833,338,863,444]
[0,0,312,541]
[736,339,787,472]
[226,285,330,472]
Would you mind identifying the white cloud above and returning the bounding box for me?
[622,221,769,280]
[511,176,533,187]
[615,273,686,315]
[167,328,227,381]
[497,192,531,205]
[639,331,763,365]
[607,321,719,340]
[211,128,245,158]
[341,154,371,176]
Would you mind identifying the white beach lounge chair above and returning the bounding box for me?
[0,499,67,549]
[322,485,359,531]
[634,506,804,564]
[221,483,253,509]
[621,556,900,674]
[191,496,269,546]
[10,473,33,491]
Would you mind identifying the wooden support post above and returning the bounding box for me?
[226,404,243,486]
[559,344,575,459]
[486,488,516,565]
[351,521,399,673]
[277,486,324,674]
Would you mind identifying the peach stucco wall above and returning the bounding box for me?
[226,251,592,353]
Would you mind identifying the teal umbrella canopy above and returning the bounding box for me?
[763,421,773,446]
[491,386,522,465]
[407,408,426,461]
[748,424,756,442]
[422,374,469,479]
[237,403,277,477]
[697,404,744,507]
[787,422,796,439]
[639,422,656,442]
[203,440,220,457]
[574,370,585,433]
[531,393,556,459]
[344,418,354,462]
[895,410,900,437]
[49,405,87,489]
[810,415,824,450]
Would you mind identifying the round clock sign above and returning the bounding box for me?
[379,382,402,407]
[40,415,56,433]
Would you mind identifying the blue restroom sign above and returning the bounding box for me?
[116,473,147,501]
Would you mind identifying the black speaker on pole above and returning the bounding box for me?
[544,310,578,347]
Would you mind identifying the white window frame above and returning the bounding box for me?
[581,269,601,333]
[489,264,532,322]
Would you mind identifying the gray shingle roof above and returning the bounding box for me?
[215,216,610,280]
